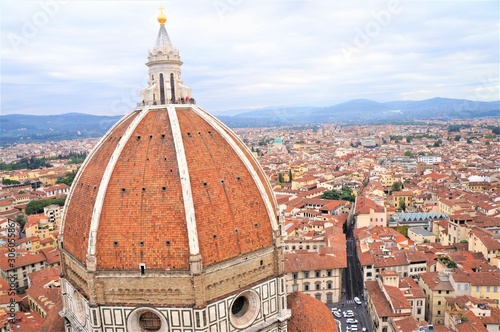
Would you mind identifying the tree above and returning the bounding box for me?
[15,214,27,229]
[454,135,461,141]
[288,170,293,183]
[25,197,66,215]
[2,178,20,185]
[398,197,406,211]
[391,181,402,192]
[56,171,76,186]
[278,173,284,183]
[322,189,341,200]
[339,186,355,202]
[322,186,355,202]
[433,139,442,147]
[404,151,414,158]
[448,125,460,133]
[492,126,500,135]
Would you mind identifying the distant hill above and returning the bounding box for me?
[227,97,499,125]
[0,113,123,146]
[1,98,498,146]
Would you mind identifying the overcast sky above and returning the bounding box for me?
[1,0,499,116]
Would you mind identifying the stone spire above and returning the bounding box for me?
[140,7,193,106]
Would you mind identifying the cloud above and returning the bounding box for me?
[1,0,498,116]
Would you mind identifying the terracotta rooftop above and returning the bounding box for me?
[366,281,409,318]
[287,292,337,332]
[419,272,455,291]
[284,248,347,272]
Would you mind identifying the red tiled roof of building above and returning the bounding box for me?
[399,277,425,298]
[40,299,65,332]
[320,200,346,211]
[25,214,47,230]
[445,295,496,309]
[419,272,454,291]
[9,311,44,331]
[284,248,346,272]
[477,306,500,325]
[287,292,337,332]
[423,172,448,181]
[470,228,500,250]
[391,316,423,332]
[366,281,408,318]
[40,248,60,266]
[385,285,412,310]
[16,236,40,245]
[0,252,45,271]
[468,270,500,286]
[39,237,55,245]
[393,191,414,197]
[355,196,385,214]
[25,282,60,315]
[28,266,61,286]
[432,325,454,332]
[449,310,489,332]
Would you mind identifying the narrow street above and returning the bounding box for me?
[344,220,364,301]
[327,215,373,332]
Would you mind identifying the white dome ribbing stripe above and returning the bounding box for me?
[59,111,138,243]
[167,105,200,257]
[192,105,278,232]
[87,107,152,261]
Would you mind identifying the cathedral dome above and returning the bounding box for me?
[60,9,290,331]
[61,105,279,272]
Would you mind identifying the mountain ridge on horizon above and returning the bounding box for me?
[212,96,499,116]
[1,97,498,146]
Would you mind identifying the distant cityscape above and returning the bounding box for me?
[0,116,499,331]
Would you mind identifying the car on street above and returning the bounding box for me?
[354,297,362,305]
[333,311,341,318]
[361,328,367,331]
[346,318,358,324]
[343,311,354,318]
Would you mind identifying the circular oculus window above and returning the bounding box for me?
[127,308,167,332]
[229,290,261,329]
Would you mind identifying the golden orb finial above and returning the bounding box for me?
[158,5,166,26]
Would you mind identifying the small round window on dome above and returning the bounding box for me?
[139,311,161,331]
[231,296,248,317]
[229,290,260,329]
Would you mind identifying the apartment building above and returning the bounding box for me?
[418,272,455,325]
[284,249,346,304]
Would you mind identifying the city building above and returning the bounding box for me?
[408,227,437,244]
[418,272,455,325]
